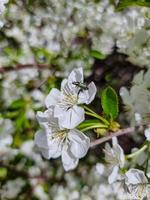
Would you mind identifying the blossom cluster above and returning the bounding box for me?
[0,0,150,70]
[0,0,8,14]
[100,133,150,199]
[0,0,8,27]
[120,69,150,125]
[35,68,96,170]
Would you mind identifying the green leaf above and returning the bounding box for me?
[101,86,119,120]
[0,168,7,179]
[9,99,26,110]
[4,47,23,63]
[116,0,150,11]
[90,50,106,60]
[15,112,27,132]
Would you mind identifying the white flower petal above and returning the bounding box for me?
[104,138,125,170]
[68,67,83,84]
[68,129,90,158]
[61,82,76,97]
[112,137,118,146]
[77,90,89,104]
[61,146,79,171]
[114,144,125,168]
[54,105,85,129]
[41,145,62,159]
[96,163,105,175]
[125,169,148,185]
[36,111,50,124]
[61,79,68,90]
[48,139,62,159]
[36,108,60,130]
[108,165,119,184]
[34,130,62,159]
[86,82,97,104]
[145,128,150,141]
[78,82,97,104]
[45,88,60,108]
[34,130,49,150]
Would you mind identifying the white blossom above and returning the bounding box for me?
[45,68,97,129]
[17,68,39,84]
[0,0,8,14]
[120,69,150,125]
[0,178,25,199]
[34,107,90,171]
[124,168,149,199]
[21,140,46,168]
[31,184,49,200]
[104,137,125,184]
[0,118,14,147]
[0,118,18,161]
[145,127,150,141]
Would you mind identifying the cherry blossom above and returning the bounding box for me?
[34,107,90,171]
[45,68,97,129]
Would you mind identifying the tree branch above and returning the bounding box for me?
[0,63,53,74]
[90,126,137,148]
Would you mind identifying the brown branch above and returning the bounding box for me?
[0,63,53,74]
[90,127,136,148]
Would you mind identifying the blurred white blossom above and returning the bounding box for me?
[145,127,150,141]
[21,140,46,168]
[0,178,25,199]
[0,0,8,27]
[0,118,14,147]
[0,0,8,14]
[30,183,49,200]
[0,118,18,161]
[120,69,150,125]
[0,1,149,69]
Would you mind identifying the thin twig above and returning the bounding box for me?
[0,63,52,74]
[90,127,136,148]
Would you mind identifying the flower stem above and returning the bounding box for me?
[126,145,147,159]
[80,124,108,132]
[83,105,97,114]
[84,106,109,125]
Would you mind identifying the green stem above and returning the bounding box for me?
[80,124,108,132]
[84,106,109,125]
[85,111,99,118]
[145,143,150,178]
[145,158,149,177]
[84,105,97,114]
[126,145,147,159]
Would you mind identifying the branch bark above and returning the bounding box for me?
[0,63,52,74]
[90,126,136,148]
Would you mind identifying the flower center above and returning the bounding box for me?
[59,93,78,110]
[50,129,69,141]
[64,94,78,106]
